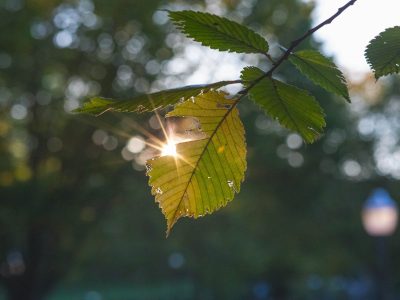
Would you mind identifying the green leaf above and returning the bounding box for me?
[74,81,231,115]
[146,91,247,235]
[241,66,325,143]
[168,10,268,54]
[289,50,350,102]
[365,26,400,79]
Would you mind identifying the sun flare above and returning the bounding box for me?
[161,141,177,157]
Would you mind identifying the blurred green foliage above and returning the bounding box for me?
[1,0,400,299]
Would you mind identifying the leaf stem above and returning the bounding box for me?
[264,53,276,65]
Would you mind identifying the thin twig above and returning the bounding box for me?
[224,79,242,85]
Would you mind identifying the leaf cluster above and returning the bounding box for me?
[75,9,367,234]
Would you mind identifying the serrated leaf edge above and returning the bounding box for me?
[168,10,268,54]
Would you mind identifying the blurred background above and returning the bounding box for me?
[1,0,400,299]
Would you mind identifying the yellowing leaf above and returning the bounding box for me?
[146,91,247,235]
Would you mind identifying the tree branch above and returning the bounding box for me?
[241,0,358,94]
[266,0,357,76]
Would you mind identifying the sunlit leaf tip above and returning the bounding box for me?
[241,66,326,143]
[365,26,400,79]
[168,10,269,54]
[72,97,114,116]
[73,81,232,115]
[146,91,247,236]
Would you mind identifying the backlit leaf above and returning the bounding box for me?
[74,81,231,115]
[289,50,350,102]
[146,91,246,235]
[241,66,325,143]
[365,26,400,79]
[168,10,268,54]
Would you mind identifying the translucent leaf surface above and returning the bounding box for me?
[146,91,247,235]
[241,67,325,143]
[365,26,400,78]
[168,10,268,54]
[74,81,231,115]
[289,50,350,102]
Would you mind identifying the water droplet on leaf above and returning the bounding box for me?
[136,104,146,113]
[227,180,238,192]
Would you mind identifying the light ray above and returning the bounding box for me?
[78,101,198,170]
[161,142,177,156]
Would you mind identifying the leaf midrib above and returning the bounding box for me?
[270,79,302,137]
[169,100,239,227]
